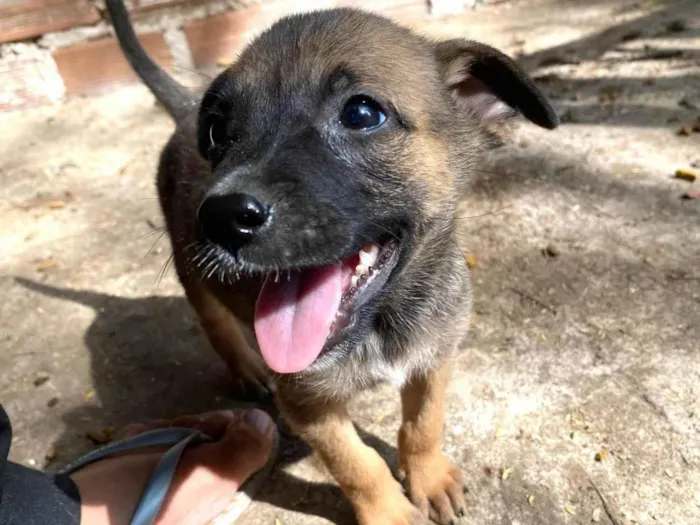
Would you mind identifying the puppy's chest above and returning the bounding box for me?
[368,359,413,388]
[358,331,440,388]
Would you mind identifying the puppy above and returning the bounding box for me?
[106,1,558,523]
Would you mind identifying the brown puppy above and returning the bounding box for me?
[106,1,558,523]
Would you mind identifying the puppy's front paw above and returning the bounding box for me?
[355,490,431,525]
[402,452,466,525]
[227,361,274,402]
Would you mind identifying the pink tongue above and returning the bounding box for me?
[254,265,345,374]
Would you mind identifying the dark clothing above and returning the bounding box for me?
[0,405,81,525]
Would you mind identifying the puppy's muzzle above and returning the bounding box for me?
[197,192,270,251]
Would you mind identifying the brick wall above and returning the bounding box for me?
[0,0,479,111]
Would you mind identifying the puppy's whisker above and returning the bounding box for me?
[145,230,168,257]
[363,219,402,243]
[191,246,211,265]
[205,260,221,280]
[155,252,175,287]
[181,241,200,255]
[201,255,220,279]
[140,227,166,240]
[170,86,233,117]
[195,245,217,266]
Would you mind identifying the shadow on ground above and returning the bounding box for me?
[14,276,407,523]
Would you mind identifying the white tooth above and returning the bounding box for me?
[359,244,379,267]
[355,263,368,276]
[351,275,359,288]
[359,251,372,267]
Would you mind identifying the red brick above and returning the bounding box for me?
[183,4,270,68]
[125,0,210,14]
[184,0,428,68]
[0,0,100,44]
[53,32,172,95]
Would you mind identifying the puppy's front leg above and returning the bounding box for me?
[399,360,466,524]
[277,389,429,525]
[180,277,269,398]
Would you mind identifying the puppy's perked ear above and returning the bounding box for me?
[435,39,559,130]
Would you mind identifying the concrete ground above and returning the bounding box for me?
[1,0,699,523]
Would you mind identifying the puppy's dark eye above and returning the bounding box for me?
[208,121,227,147]
[340,96,387,130]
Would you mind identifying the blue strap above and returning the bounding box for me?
[60,427,212,525]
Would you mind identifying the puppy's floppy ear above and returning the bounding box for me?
[435,39,559,130]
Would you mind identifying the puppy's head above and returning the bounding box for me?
[194,8,557,374]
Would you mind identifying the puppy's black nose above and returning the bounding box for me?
[197,193,269,248]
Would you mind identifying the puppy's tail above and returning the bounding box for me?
[105,0,193,117]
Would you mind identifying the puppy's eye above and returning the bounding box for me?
[340,96,387,130]
[208,121,227,147]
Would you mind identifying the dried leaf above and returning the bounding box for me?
[84,389,95,401]
[36,258,57,272]
[465,254,477,269]
[527,494,535,505]
[86,426,116,445]
[564,505,576,515]
[674,168,698,182]
[33,373,50,387]
[45,444,56,461]
[595,449,608,462]
[49,200,66,209]
[543,244,560,257]
[501,467,514,481]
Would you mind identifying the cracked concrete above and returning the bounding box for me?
[1,0,699,523]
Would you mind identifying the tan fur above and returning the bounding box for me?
[277,386,428,525]
[408,133,458,222]
[399,361,466,523]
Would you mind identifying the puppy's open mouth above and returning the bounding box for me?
[254,239,399,374]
